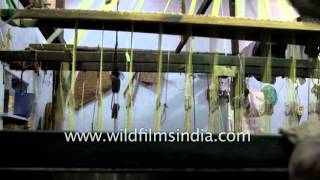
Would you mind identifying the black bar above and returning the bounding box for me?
[0,131,293,171]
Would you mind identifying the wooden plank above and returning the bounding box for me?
[6,62,313,77]
[1,9,320,45]
[0,50,313,68]
[0,49,315,76]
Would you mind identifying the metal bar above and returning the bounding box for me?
[175,0,213,53]
[1,9,319,45]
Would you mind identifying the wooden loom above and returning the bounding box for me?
[0,4,320,179]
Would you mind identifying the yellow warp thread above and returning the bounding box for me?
[188,0,197,15]
[261,45,272,134]
[286,45,298,128]
[234,55,245,132]
[184,40,193,132]
[68,23,78,130]
[126,29,134,132]
[80,77,86,115]
[262,45,272,84]
[211,0,221,16]
[134,0,144,12]
[97,41,104,130]
[57,63,69,130]
[208,54,219,133]
[235,0,245,17]
[155,25,163,132]
[258,0,270,19]
[125,0,145,131]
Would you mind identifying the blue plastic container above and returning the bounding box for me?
[14,92,34,118]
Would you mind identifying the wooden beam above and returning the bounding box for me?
[1,9,319,45]
[0,49,312,67]
[0,49,316,77]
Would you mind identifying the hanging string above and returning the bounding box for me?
[97,22,105,131]
[208,54,219,133]
[124,0,144,131]
[92,77,99,131]
[286,44,299,128]
[156,0,171,126]
[155,24,163,132]
[185,38,193,132]
[189,0,197,130]
[80,72,86,116]
[111,1,121,131]
[5,28,12,51]
[161,51,170,126]
[68,22,78,130]
[126,24,134,132]
[192,69,196,130]
[209,1,222,132]
[234,54,245,132]
[262,45,272,84]
[260,44,272,134]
